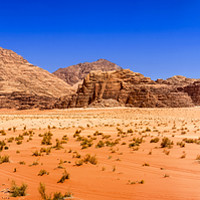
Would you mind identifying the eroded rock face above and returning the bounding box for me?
[55,69,195,108]
[0,47,74,109]
[53,59,122,86]
[156,75,199,86]
[183,81,200,105]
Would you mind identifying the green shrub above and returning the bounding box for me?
[38,169,49,176]
[0,130,6,136]
[38,183,72,200]
[161,137,173,148]
[0,155,9,164]
[150,137,159,143]
[40,147,51,155]
[53,139,63,150]
[10,181,27,197]
[41,131,52,145]
[82,154,98,165]
[95,140,104,148]
[32,150,41,156]
[57,170,70,183]
[19,161,26,165]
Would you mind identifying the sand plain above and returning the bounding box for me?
[0,107,200,199]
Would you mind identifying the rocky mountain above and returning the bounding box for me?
[1,46,200,110]
[54,69,199,108]
[0,47,74,109]
[53,59,122,86]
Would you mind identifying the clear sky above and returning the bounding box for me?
[1,0,200,80]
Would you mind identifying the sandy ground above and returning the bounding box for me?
[0,107,200,199]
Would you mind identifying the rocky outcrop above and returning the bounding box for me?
[54,69,195,108]
[183,81,200,105]
[53,59,122,86]
[156,75,199,86]
[0,47,74,109]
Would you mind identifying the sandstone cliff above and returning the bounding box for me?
[54,69,195,108]
[0,47,74,109]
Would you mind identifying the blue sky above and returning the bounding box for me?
[0,0,200,80]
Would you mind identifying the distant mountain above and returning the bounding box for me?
[53,59,122,86]
[0,47,74,109]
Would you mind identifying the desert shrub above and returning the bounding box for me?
[75,159,83,166]
[145,127,151,132]
[30,160,39,166]
[52,192,72,200]
[163,149,170,155]
[95,140,104,148]
[4,146,9,150]
[10,181,27,197]
[129,137,143,148]
[93,131,103,136]
[72,151,81,158]
[79,137,93,149]
[102,134,111,139]
[19,161,26,165]
[32,150,41,156]
[23,130,34,136]
[16,140,22,145]
[161,137,173,148]
[163,174,170,178]
[0,155,9,164]
[73,129,81,138]
[41,131,52,145]
[7,137,14,143]
[40,147,51,155]
[38,169,49,176]
[53,139,63,150]
[15,134,24,141]
[142,163,150,166]
[38,183,72,200]
[139,180,144,184]
[83,154,97,165]
[177,141,185,148]
[76,154,97,166]
[128,180,144,185]
[0,140,6,151]
[180,153,186,159]
[182,138,200,144]
[38,183,51,200]
[127,129,133,133]
[57,170,70,183]
[0,130,6,136]
[61,135,69,141]
[150,137,159,143]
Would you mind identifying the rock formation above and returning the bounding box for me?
[0,47,74,109]
[54,69,196,108]
[53,59,121,86]
[0,46,200,110]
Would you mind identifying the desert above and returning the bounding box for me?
[0,107,200,199]
[1,1,200,199]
